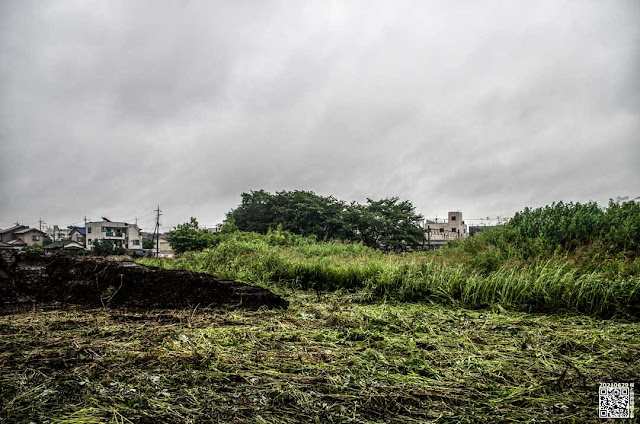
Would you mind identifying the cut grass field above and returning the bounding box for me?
[2,287,639,423]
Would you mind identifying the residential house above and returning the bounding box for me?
[0,240,25,249]
[44,240,85,252]
[14,227,46,247]
[0,225,45,247]
[68,227,86,245]
[85,218,142,251]
[156,234,175,258]
[0,225,28,243]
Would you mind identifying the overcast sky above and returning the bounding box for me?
[1,0,639,231]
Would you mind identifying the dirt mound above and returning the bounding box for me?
[0,251,288,312]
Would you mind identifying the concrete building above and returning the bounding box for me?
[424,211,468,250]
[85,218,142,251]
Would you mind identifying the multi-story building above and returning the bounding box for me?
[85,218,142,250]
[424,211,468,249]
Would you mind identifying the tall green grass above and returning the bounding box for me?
[139,231,640,319]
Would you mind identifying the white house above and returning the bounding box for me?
[424,211,468,249]
[85,218,142,250]
[68,227,86,245]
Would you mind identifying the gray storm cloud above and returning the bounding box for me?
[1,0,639,230]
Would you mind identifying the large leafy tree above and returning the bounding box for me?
[165,217,215,254]
[230,190,346,240]
[228,190,424,252]
[361,198,425,252]
[92,239,126,256]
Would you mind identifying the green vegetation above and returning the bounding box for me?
[92,239,126,256]
[2,293,638,423]
[227,190,425,252]
[157,199,640,318]
[3,199,639,422]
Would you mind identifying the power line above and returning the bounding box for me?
[152,206,162,256]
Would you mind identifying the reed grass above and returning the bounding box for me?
[139,234,640,319]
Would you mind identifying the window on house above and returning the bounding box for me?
[88,227,92,234]
[32,236,40,241]
[88,239,92,245]
[451,216,456,221]
[132,240,140,246]
[101,227,106,232]
[440,228,445,233]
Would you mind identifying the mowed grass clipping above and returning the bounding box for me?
[139,234,640,318]
[2,291,639,423]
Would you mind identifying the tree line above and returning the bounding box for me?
[167,190,425,253]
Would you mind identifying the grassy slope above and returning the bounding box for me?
[1,289,639,423]
[138,232,640,319]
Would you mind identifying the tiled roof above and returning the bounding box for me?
[14,227,46,235]
[6,239,27,246]
[70,227,86,235]
[0,225,27,235]
[44,240,85,250]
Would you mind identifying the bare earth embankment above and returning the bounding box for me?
[0,251,288,312]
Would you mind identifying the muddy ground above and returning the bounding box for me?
[0,251,288,312]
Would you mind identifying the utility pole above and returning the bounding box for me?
[84,216,88,249]
[154,206,162,257]
[39,218,44,231]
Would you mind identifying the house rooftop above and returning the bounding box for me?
[0,225,28,235]
[14,227,46,235]
[44,239,85,250]
[6,239,27,246]
[70,226,86,235]
[44,240,66,249]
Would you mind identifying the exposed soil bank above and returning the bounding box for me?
[0,251,288,312]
